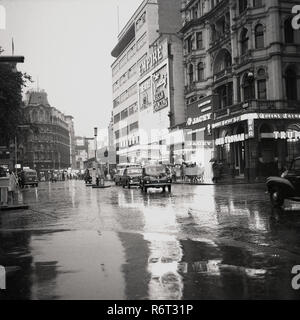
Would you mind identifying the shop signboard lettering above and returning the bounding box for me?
[152,65,169,113]
[248,119,254,138]
[186,141,213,148]
[139,45,163,76]
[186,113,212,127]
[216,133,245,146]
[274,131,300,140]
[258,113,300,120]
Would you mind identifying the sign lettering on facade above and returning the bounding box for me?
[216,133,245,146]
[274,131,300,140]
[248,119,254,138]
[139,45,163,76]
[186,113,212,127]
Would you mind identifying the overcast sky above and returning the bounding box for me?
[0,0,141,137]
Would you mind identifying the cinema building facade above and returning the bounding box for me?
[181,0,300,181]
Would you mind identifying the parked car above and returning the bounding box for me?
[121,167,143,188]
[114,168,125,186]
[19,169,39,188]
[266,157,300,207]
[140,165,172,193]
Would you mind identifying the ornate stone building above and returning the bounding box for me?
[181,0,300,180]
[21,90,71,173]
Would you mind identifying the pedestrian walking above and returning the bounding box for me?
[212,161,221,183]
[8,171,18,205]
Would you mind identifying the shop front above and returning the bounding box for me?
[213,113,300,181]
[184,96,214,182]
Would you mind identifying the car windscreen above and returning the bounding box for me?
[145,166,166,176]
[127,168,142,176]
[25,172,37,177]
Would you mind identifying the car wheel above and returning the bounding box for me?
[168,185,171,193]
[128,183,131,189]
[270,188,284,207]
[144,187,148,193]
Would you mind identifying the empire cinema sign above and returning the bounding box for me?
[139,46,163,77]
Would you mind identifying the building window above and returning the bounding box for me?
[188,64,194,84]
[285,68,298,100]
[257,79,267,99]
[253,0,263,7]
[137,33,147,51]
[255,24,264,49]
[196,32,203,49]
[239,0,248,14]
[186,36,193,53]
[284,17,295,44]
[197,62,204,81]
[121,108,128,120]
[192,5,198,19]
[240,28,249,55]
[243,73,255,101]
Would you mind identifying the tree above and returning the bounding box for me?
[0,47,32,146]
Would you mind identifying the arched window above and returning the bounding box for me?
[255,24,264,49]
[32,110,38,122]
[188,64,194,84]
[197,62,204,81]
[284,17,294,44]
[285,68,298,100]
[240,28,249,55]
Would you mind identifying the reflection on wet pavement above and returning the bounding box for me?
[1,181,300,299]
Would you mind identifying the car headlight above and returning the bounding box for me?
[146,181,150,184]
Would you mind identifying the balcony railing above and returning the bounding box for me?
[214,67,232,81]
[214,99,300,119]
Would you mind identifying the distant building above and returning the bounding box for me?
[21,90,71,172]
[65,115,76,169]
[75,136,94,170]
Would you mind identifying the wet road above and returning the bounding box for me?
[1,181,300,300]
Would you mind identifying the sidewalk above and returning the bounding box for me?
[172,177,266,186]
[0,190,29,212]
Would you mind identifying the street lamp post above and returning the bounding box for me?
[94,127,98,163]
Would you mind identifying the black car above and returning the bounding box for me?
[266,157,300,207]
[140,165,172,193]
[121,167,143,188]
[114,168,125,186]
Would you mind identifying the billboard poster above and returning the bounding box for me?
[152,64,169,113]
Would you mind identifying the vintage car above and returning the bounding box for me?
[19,169,39,188]
[266,157,300,207]
[121,167,143,189]
[140,165,172,193]
[114,168,125,186]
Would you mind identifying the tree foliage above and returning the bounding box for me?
[0,48,32,145]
